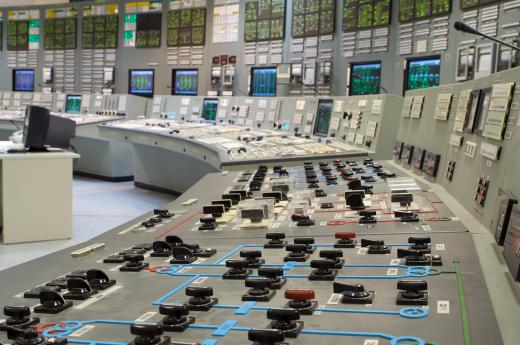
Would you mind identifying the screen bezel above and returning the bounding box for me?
[349,61,382,96]
[202,98,219,121]
[172,69,199,96]
[403,55,441,94]
[313,99,334,138]
[13,69,35,92]
[128,69,155,98]
[65,94,82,114]
[250,66,277,97]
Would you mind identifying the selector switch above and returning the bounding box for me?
[150,241,173,257]
[334,232,357,248]
[294,238,315,254]
[170,247,196,264]
[120,254,149,272]
[283,244,310,262]
[242,278,276,302]
[33,290,73,314]
[0,306,39,331]
[284,289,317,315]
[128,323,170,345]
[359,211,377,224]
[184,286,218,311]
[361,239,391,254]
[308,260,338,281]
[240,250,265,268]
[333,282,374,304]
[396,280,428,305]
[408,237,431,253]
[248,329,287,345]
[397,249,442,266]
[319,250,345,269]
[86,269,116,290]
[63,278,97,300]
[223,259,252,280]
[266,308,303,338]
[258,268,286,289]
[158,304,194,332]
[264,233,287,249]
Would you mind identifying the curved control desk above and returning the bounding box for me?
[100,120,367,194]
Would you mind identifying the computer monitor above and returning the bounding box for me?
[202,98,219,121]
[250,67,277,97]
[13,69,35,92]
[23,106,50,151]
[172,69,198,96]
[129,69,155,98]
[46,115,76,149]
[65,95,82,113]
[349,62,382,96]
[404,57,441,92]
[313,99,333,137]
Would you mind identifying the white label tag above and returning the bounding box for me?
[435,243,445,251]
[327,293,342,305]
[390,259,400,265]
[70,325,96,337]
[386,268,398,276]
[363,340,379,345]
[135,312,157,322]
[357,248,368,255]
[193,277,208,284]
[437,300,450,314]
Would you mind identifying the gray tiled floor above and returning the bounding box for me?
[0,176,174,271]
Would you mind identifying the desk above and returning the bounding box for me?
[0,151,79,244]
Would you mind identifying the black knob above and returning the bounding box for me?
[159,305,189,325]
[319,250,343,260]
[267,308,300,327]
[4,306,30,319]
[285,244,307,253]
[348,180,362,190]
[294,238,314,245]
[248,329,285,343]
[240,250,262,261]
[226,259,249,271]
[171,247,193,260]
[39,290,67,308]
[408,236,431,245]
[185,286,213,298]
[266,233,284,241]
[11,328,44,345]
[333,282,369,298]
[131,323,163,337]
[359,210,376,217]
[124,254,144,263]
[258,268,283,279]
[152,241,172,252]
[397,249,424,258]
[165,235,184,246]
[397,280,427,292]
[360,239,384,247]
[67,278,93,294]
[245,278,271,289]
[310,259,335,270]
[86,269,111,285]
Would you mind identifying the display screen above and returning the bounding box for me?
[474,87,492,134]
[244,0,286,42]
[136,13,162,48]
[399,0,451,23]
[82,15,118,49]
[202,98,219,121]
[405,57,441,91]
[411,147,425,170]
[461,0,499,10]
[45,17,77,50]
[129,69,154,98]
[250,67,277,97]
[167,8,206,47]
[401,144,414,164]
[7,20,29,51]
[13,69,35,92]
[313,99,333,137]
[350,62,382,95]
[343,0,391,32]
[422,151,440,176]
[173,69,198,96]
[292,0,335,38]
[65,95,82,113]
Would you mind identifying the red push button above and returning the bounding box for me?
[285,289,315,301]
[335,232,356,239]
